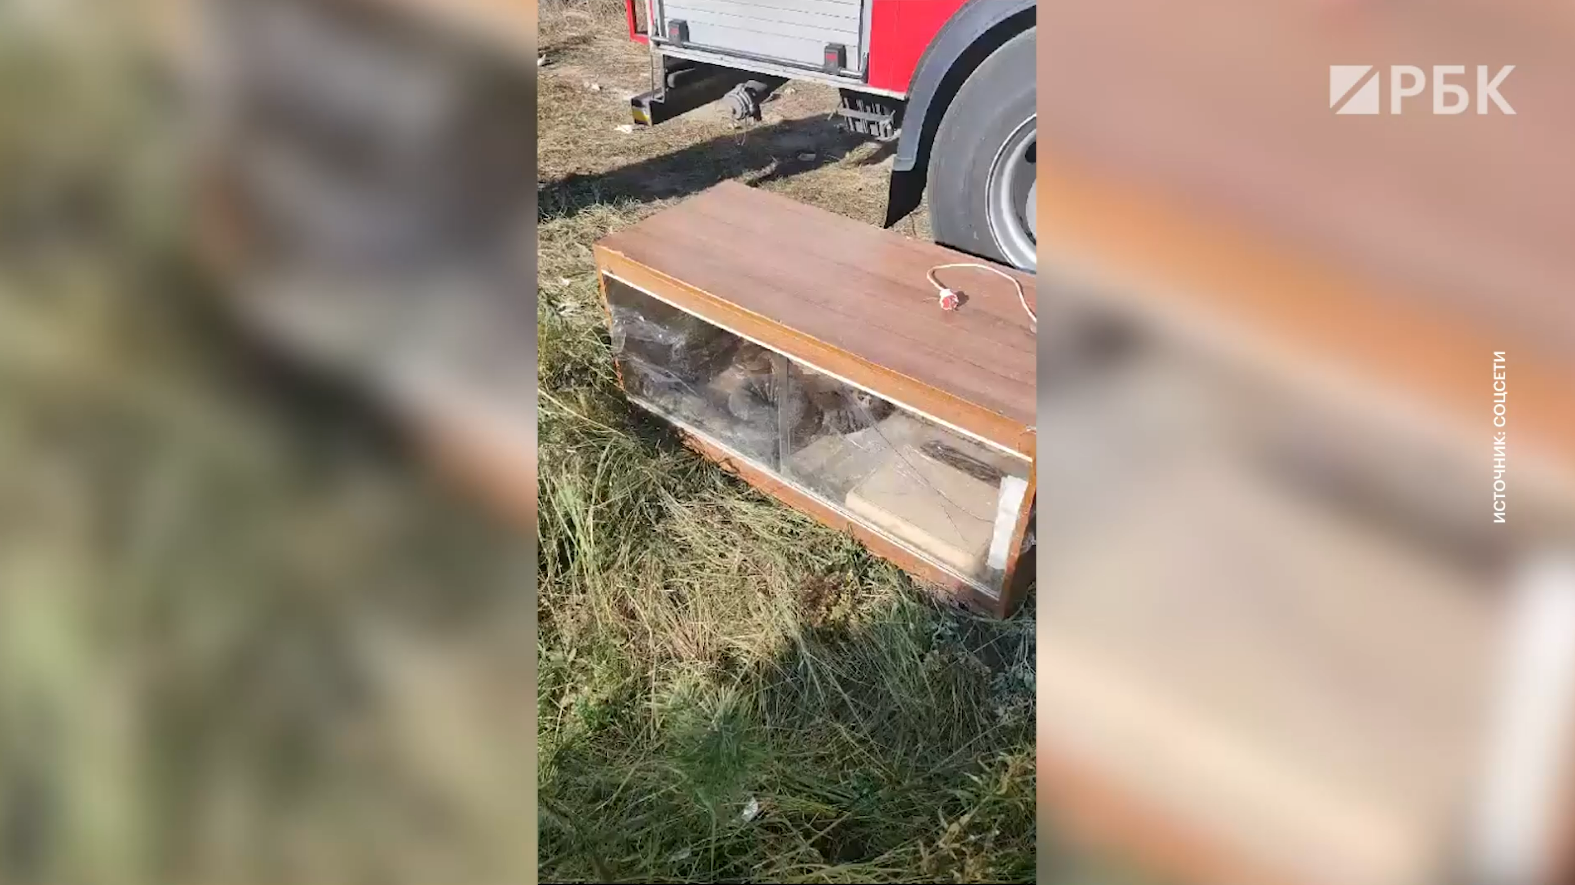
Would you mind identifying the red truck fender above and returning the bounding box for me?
[884,0,1036,227]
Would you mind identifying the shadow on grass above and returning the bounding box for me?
[538,116,867,224]
[537,577,1036,884]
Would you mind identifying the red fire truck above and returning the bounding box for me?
[623,0,1037,271]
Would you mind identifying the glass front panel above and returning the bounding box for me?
[604,274,778,465]
[604,273,1032,596]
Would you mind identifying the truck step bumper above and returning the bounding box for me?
[630,63,760,126]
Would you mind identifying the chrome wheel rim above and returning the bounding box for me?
[986,116,1037,271]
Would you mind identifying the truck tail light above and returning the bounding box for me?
[823,43,847,73]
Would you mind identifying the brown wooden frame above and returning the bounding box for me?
[592,184,1037,618]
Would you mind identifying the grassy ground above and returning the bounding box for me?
[537,2,1035,882]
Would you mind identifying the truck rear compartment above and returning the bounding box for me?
[651,0,869,76]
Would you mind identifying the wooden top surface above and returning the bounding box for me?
[594,182,1038,433]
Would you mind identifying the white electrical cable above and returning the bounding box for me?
[925,262,1036,328]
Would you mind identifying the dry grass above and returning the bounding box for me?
[537,3,1030,882]
[536,0,929,238]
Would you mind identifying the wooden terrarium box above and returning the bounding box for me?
[592,183,1037,617]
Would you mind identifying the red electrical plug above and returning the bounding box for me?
[924,263,1035,329]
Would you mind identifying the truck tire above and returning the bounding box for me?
[927,27,1036,271]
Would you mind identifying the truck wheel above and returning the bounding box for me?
[927,27,1036,271]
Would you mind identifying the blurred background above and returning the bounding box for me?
[12,0,1575,883]
[1034,1,1575,884]
[0,2,536,884]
